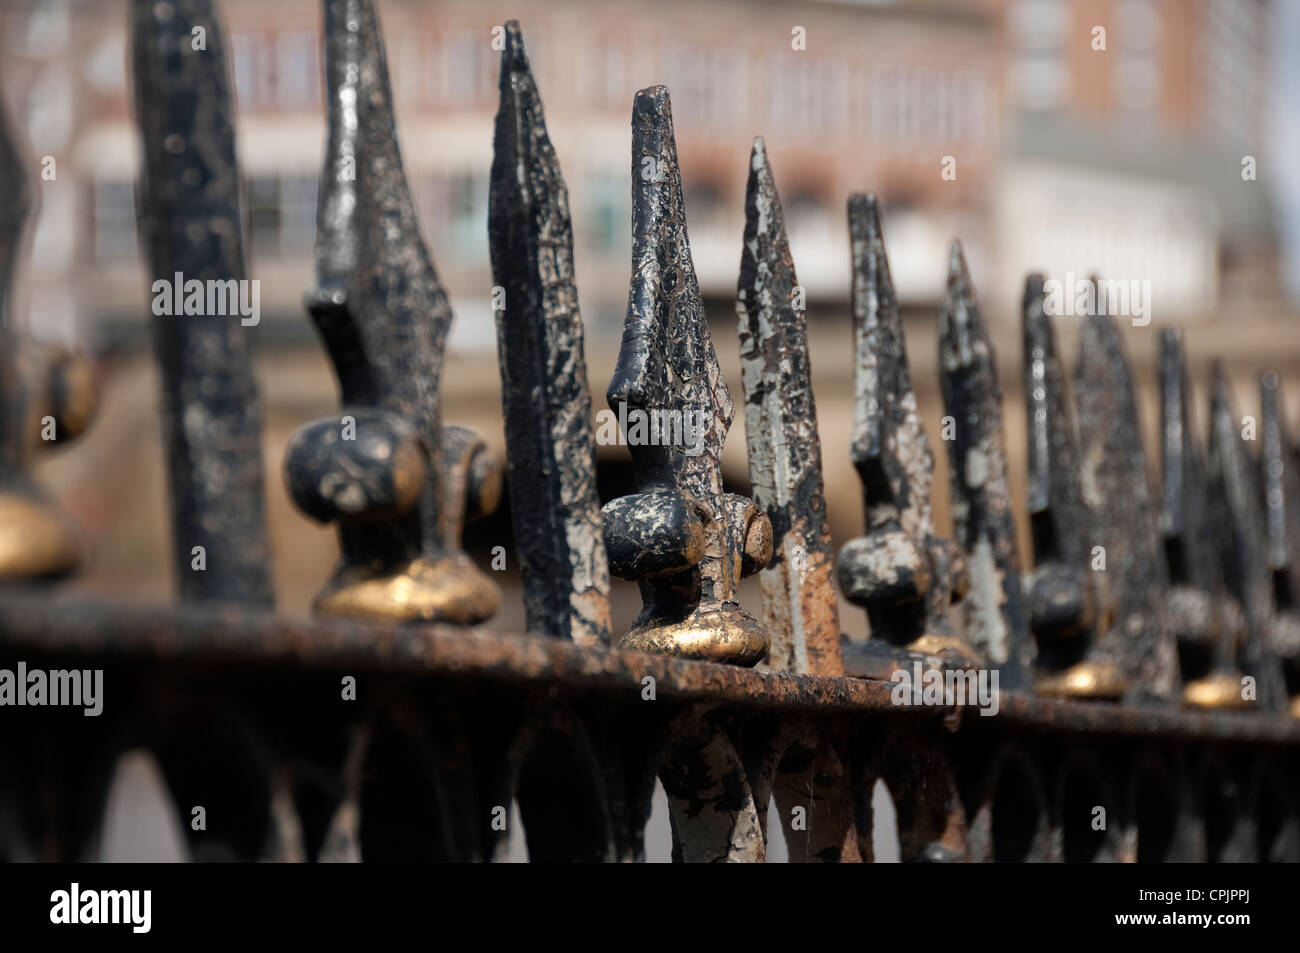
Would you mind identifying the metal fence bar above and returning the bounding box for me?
[1073,298,1178,702]
[1209,360,1288,709]
[938,240,1032,688]
[737,137,842,676]
[601,85,771,666]
[837,194,976,671]
[1021,274,1120,698]
[283,0,500,623]
[1160,328,1248,709]
[488,21,611,646]
[131,0,272,606]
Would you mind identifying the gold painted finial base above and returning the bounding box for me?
[314,554,501,624]
[1183,671,1253,711]
[905,634,983,670]
[619,604,768,667]
[0,491,84,579]
[1035,660,1126,700]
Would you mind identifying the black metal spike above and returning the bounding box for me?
[1258,369,1300,714]
[836,195,977,670]
[488,21,611,645]
[938,241,1031,687]
[1021,275,1121,699]
[1160,330,1250,709]
[131,0,271,605]
[736,138,841,676]
[1207,362,1287,709]
[1073,303,1178,702]
[283,0,500,622]
[600,86,771,666]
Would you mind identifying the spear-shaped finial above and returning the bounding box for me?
[736,138,841,675]
[1160,330,1249,709]
[601,87,771,665]
[132,0,270,604]
[1073,300,1178,702]
[488,22,611,645]
[836,195,976,668]
[938,241,1032,687]
[1021,275,1122,698]
[283,0,501,622]
[1207,362,1286,709]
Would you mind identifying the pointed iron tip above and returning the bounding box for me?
[501,20,527,68]
[1023,272,1045,304]
[749,136,772,179]
[1159,327,1183,377]
[634,85,672,120]
[943,241,976,312]
[1210,359,1229,390]
[947,239,967,282]
[939,240,983,358]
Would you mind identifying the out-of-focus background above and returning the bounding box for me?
[0,0,1298,859]
[2,0,1297,628]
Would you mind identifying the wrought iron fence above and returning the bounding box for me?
[0,0,1297,863]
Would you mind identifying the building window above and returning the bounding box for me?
[1115,0,1160,112]
[448,169,489,260]
[91,180,138,263]
[1203,0,1264,144]
[427,29,496,107]
[578,41,628,108]
[247,175,318,258]
[664,44,747,127]
[867,65,989,145]
[585,171,626,254]
[1013,54,1069,113]
[232,31,319,111]
[1011,0,1070,112]
[769,58,846,133]
[276,31,320,109]
[231,33,275,111]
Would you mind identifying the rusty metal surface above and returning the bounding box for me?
[282,0,499,623]
[1021,276,1121,699]
[1,592,1299,744]
[1209,361,1288,710]
[938,241,1032,688]
[488,22,611,646]
[6,6,1300,867]
[736,138,841,676]
[837,194,975,668]
[131,0,273,606]
[1073,305,1178,703]
[601,86,771,666]
[1160,330,1248,709]
[1260,370,1300,711]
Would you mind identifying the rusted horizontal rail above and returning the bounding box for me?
[1,592,1297,744]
